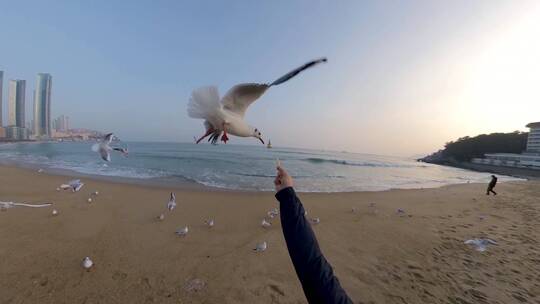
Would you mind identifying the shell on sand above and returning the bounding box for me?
[158,214,165,221]
[87,198,93,203]
[52,209,59,216]
[184,278,206,292]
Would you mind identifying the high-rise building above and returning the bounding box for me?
[33,73,52,137]
[8,80,26,128]
[54,115,69,132]
[526,122,540,153]
[0,71,3,127]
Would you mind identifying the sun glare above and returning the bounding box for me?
[463,3,540,132]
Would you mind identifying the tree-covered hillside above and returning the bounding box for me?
[421,131,529,163]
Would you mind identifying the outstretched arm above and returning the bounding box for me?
[275,167,352,304]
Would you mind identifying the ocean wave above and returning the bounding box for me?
[303,157,408,168]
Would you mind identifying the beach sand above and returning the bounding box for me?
[1,165,539,303]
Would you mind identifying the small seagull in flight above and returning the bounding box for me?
[113,146,129,158]
[92,133,115,162]
[188,58,327,145]
[82,257,94,270]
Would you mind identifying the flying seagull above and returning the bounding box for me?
[92,133,115,162]
[188,58,327,145]
[113,145,129,157]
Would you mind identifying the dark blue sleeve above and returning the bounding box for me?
[275,187,353,304]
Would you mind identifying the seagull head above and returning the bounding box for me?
[252,127,264,144]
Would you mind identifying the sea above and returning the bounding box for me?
[0,141,519,192]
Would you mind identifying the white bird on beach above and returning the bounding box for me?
[188,58,327,145]
[82,257,94,270]
[60,179,84,192]
[261,219,272,228]
[167,193,176,211]
[464,238,497,252]
[176,226,189,236]
[254,241,267,252]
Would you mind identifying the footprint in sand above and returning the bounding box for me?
[112,271,128,280]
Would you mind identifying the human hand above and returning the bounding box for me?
[274,166,293,193]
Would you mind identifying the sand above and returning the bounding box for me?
[1,165,539,304]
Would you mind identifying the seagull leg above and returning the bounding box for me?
[221,123,229,143]
[195,128,214,144]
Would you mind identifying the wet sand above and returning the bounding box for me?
[1,165,539,303]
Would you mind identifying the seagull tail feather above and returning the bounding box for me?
[187,86,221,119]
[269,57,327,87]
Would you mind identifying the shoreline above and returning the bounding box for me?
[0,159,523,194]
[418,159,540,180]
[1,165,539,303]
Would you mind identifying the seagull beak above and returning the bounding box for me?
[258,137,265,145]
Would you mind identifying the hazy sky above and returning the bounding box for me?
[1,0,539,156]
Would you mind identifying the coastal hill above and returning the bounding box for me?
[420,131,529,164]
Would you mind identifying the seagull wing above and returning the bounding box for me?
[221,83,269,117]
[99,147,111,162]
[104,133,114,144]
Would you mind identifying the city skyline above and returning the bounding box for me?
[1,1,540,155]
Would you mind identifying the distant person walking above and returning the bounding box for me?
[486,175,498,195]
[274,166,353,304]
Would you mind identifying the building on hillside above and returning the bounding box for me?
[526,122,540,153]
[471,122,540,170]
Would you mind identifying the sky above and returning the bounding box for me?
[1,0,539,156]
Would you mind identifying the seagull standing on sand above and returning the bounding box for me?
[60,179,84,192]
[261,219,272,228]
[188,58,327,144]
[167,193,176,211]
[113,146,129,157]
[254,241,267,252]
[176,226,189,236]
[205,219,215,228]
[82,257,94,270]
